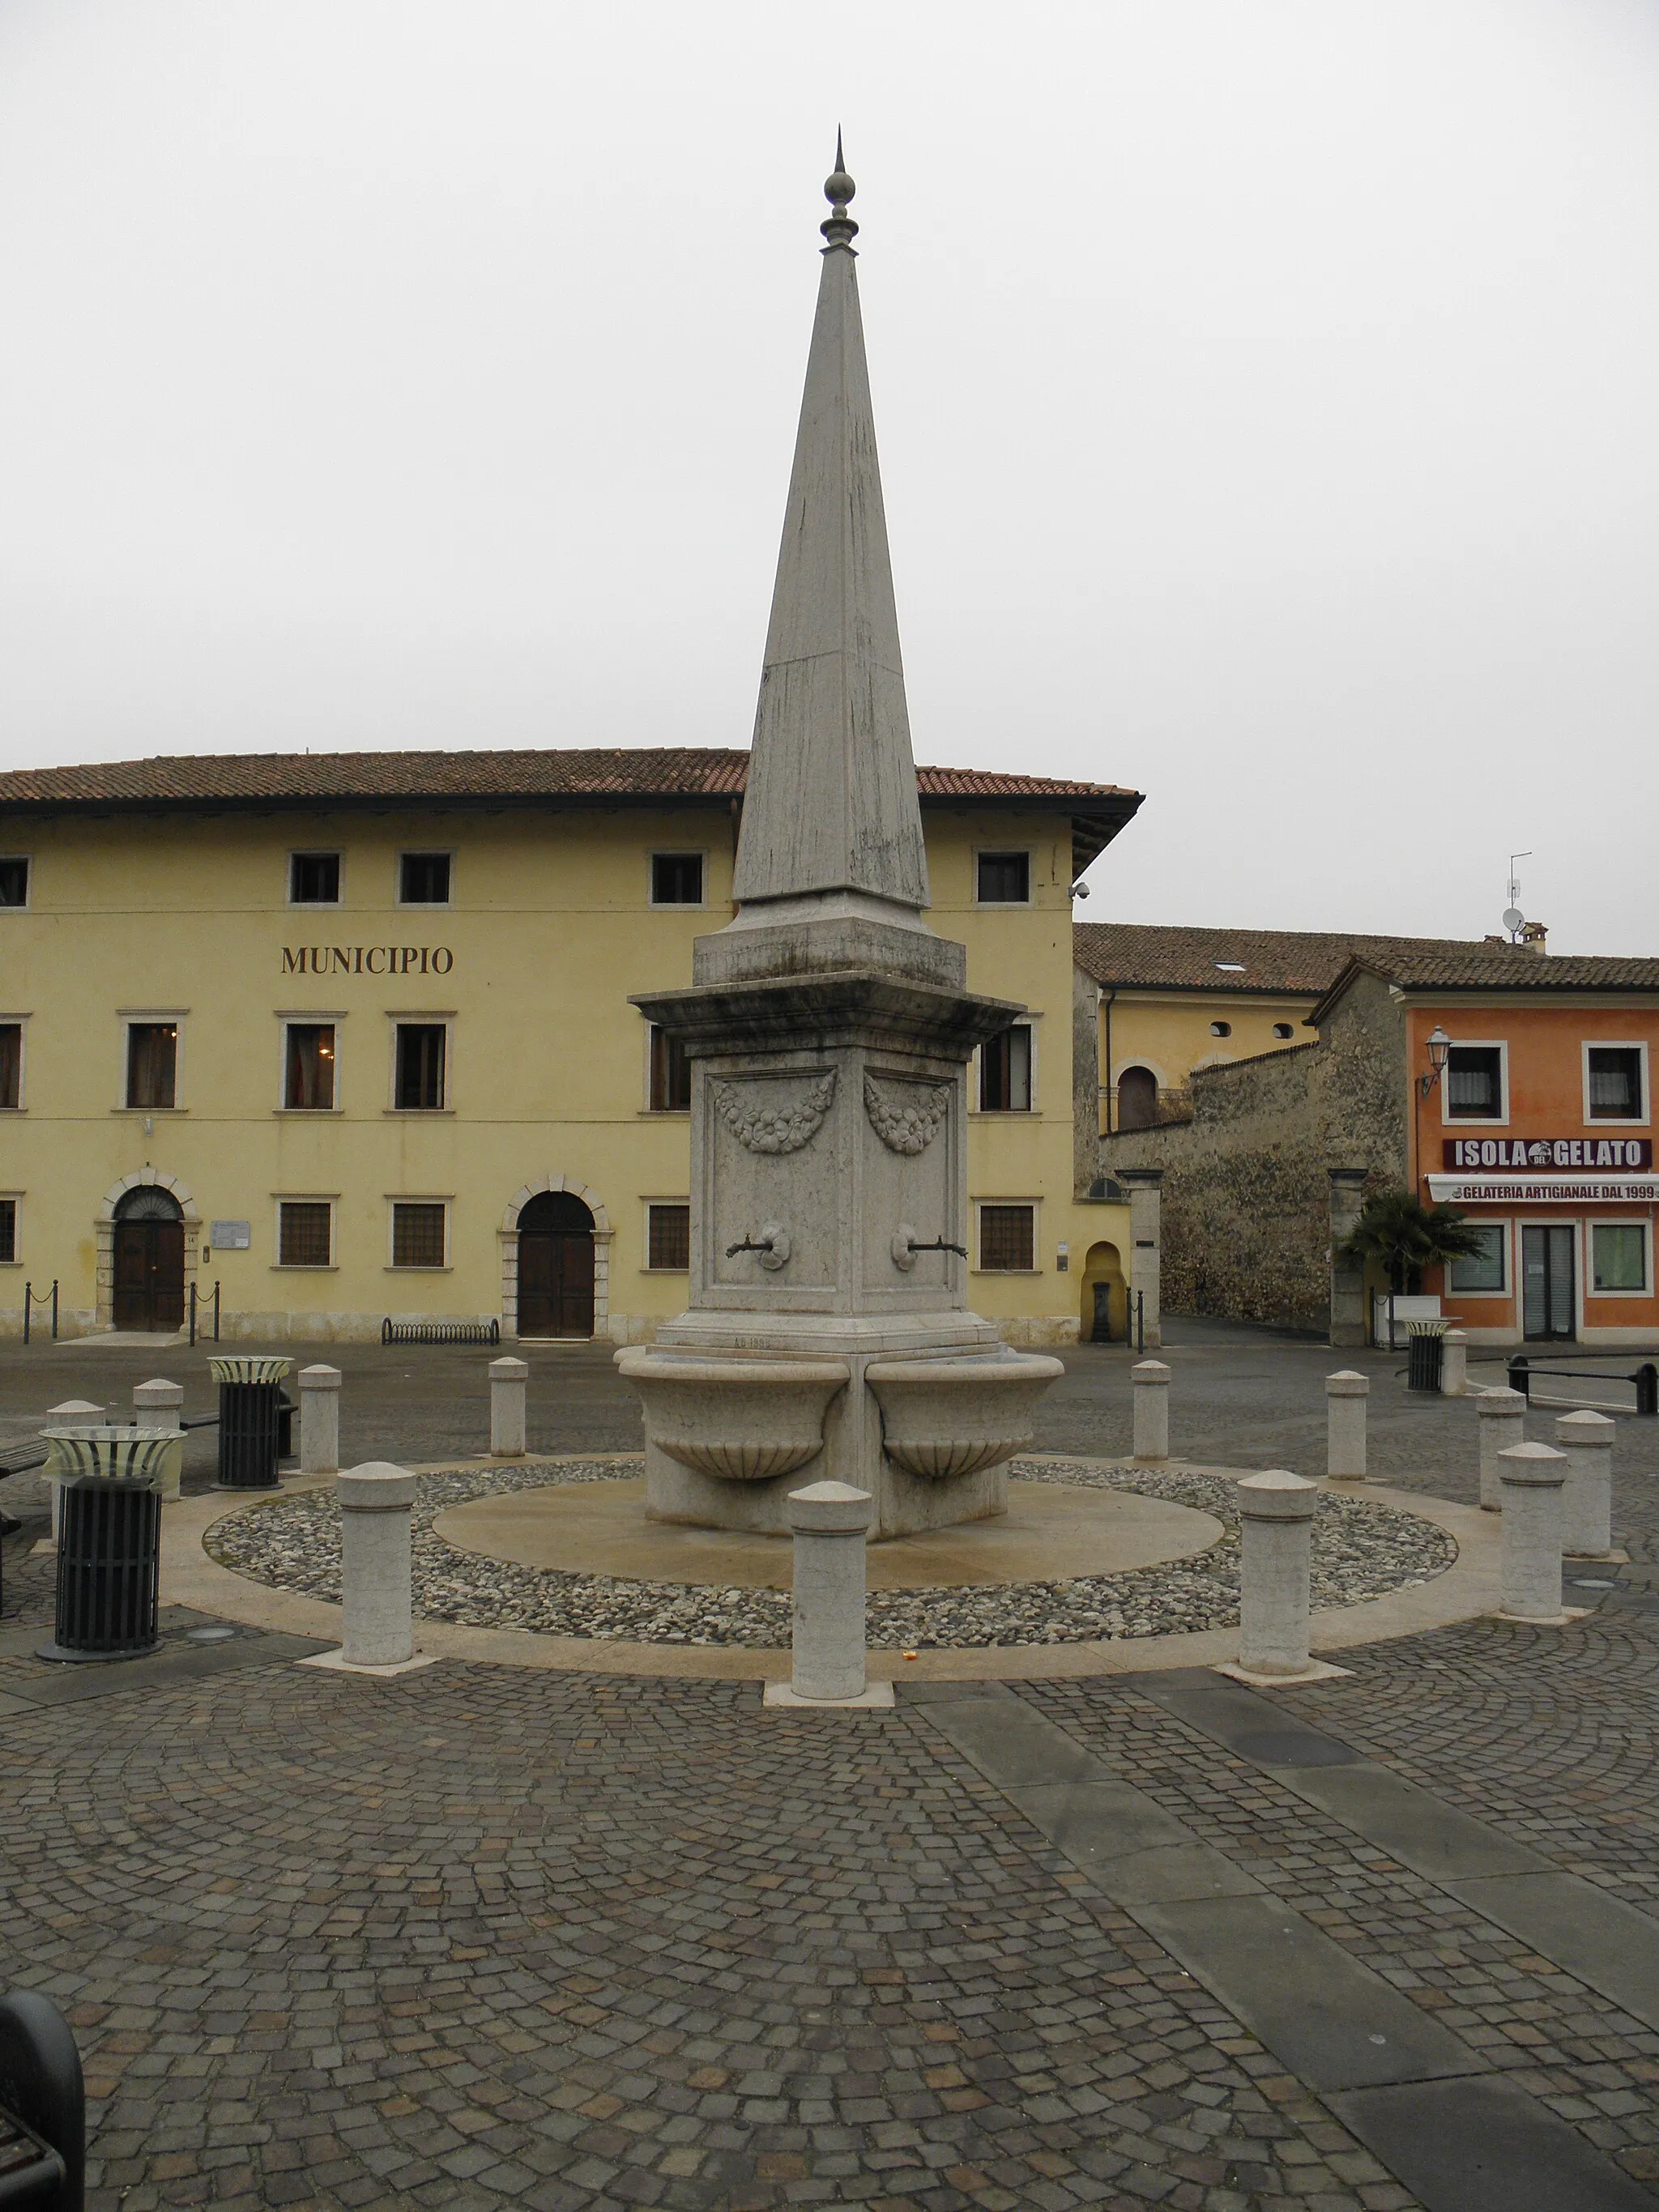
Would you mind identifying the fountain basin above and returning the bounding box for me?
[616,1350,849,1485]
[865,1352,1064,1480]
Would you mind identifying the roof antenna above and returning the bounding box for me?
[1502,851,1532,943]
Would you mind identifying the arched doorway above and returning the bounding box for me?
[1115,1067,1158,1132]
[1080,1239,1126,1342]
[516,1191,595,1338]
[113,1186,186,1332]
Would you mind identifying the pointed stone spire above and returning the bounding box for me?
[730,141,931,923]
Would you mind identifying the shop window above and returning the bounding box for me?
[0,1025,19,1110]
[126,1023,177,1110]
[979,1204,1035,1272]
[394,1024,446,1110]
[391,1202,447,1269]
[649,1025,691,1112]
[399,850,451,905]
[976,851,1030,904]
[980,1025,1032,1111]
[289,852,340,905]
[1273,1023,1294,1040]
[0,858,29,908]
[0,1198,15,1264]
[647,1202,691,1270]
[1592,1223,1648,1294]
[1446,1045,1503,1119]
[278,1201,332,1268]
[284,1024,336,1110]
[1448,1222,1507,1294]
[1210,1021,1231,1038]
[1589,1047,1644,1120]
[651,853,704,906]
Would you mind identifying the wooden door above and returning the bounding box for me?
[113,1221,186,1332]
[517,1230,595,1338]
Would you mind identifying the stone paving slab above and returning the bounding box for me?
[1330,2077,1659,2212]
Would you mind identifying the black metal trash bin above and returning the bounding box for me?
[276,1391,296,1460]
[211,1357,292,1490]
[38,1478,161,1664]
[0,1988,85,2211]
[1406,1325,1446,1393]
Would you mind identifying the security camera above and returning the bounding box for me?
[1070,880,1090,900]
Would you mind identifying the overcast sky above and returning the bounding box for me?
[2,1,1656,948]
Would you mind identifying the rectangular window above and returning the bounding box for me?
[0,1025,19,1110]
[1592,1222,1648,1294]
[1447,1221,1507,1294]
[289,852,341,905]
[649,1025,691,1112]
[284,1024,336,1110]
[126,1022,177,1110]
[0,858,28,908]
[399,851,451,905]
[980,1025,1033,1111]
[650,852,704,906]
[979,1204,1035,1272]
[394,1024,446,1109]
[391,1201,447,1268]
[976,850,1030,905]
[0,1199,15,1265]
[1588,1046,1644,1121]
[647,1202,691,1271]
[278,1200,332,1268]
[1445,1045,1503,1119]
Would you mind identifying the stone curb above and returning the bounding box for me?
[160,1452,1499,1684]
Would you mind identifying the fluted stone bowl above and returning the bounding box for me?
[865,1352,1064,1480]
[616,1351,850,1482]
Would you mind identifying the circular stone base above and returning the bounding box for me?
[434,1477,1223,1592]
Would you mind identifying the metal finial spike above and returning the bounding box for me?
[835,126,844,172]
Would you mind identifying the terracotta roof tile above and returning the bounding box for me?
[1072,922,1507,994]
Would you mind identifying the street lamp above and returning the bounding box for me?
[1419,1025,1452,1098]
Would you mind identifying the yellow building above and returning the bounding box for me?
[0,749,1137,1345]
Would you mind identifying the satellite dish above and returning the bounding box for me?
[1502,906,1525,933]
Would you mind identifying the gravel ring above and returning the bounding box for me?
[207,1455,1456,1649]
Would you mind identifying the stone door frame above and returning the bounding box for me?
[96,1170,202,1333]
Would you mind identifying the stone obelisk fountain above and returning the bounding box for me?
[618,147,1060,1538]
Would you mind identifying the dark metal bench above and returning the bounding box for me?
[0,1990,84,2209]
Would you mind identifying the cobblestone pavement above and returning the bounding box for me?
[2,1320,1659,2209]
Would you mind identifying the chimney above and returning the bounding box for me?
[1519,920,1548,954]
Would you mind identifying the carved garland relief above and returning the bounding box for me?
[714,1070,837,1155]
[863,1073,950,1156]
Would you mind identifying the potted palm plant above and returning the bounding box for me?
[1338,1187,1486,1355]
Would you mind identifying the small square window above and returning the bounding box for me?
[980,1204,1035,1271]
[1592,1223,1648,1293]
[391,1202,447,1269]
[977,851,1030,904]
[649,1025,691,1112]
[126,1023,177,1110]
[394,1025,446,1110]
[0,858,29,908]
[289,852,340,904]
[279,1201,332,1268]
[1448,1222,1506,1293]
[0,1198,15,1264]
[651,853,704,906]
[0,1025,19,1110]
[284,1024,336,1110]
[399,851,451,905]
[980,1025,1032,1111]
[1446,1046,1503,1119]
[1589,1047,1644,1120]
[647,1202,691,1271]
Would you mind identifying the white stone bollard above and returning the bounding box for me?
[1478,1387,1525,1511]
[1132,1360,1171,1462]
[1441,1331,1468,1397]
[44,1400,104,1537]
[787,1481,872,1702]
[1325,1371,1368,1481]
[132,1379,185,1500]
[337,1461,417,1667]
[298,1364,342,1475]
[1497,1442,1568,1622]
[489,1357,529,1457]
[1556,1409,1616,1558]
[1236,1471,1321,1677]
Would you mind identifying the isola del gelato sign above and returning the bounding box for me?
[1443,1136,1652,1170]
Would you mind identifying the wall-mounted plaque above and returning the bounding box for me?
[211,1220,251,1250]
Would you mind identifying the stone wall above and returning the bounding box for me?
[1101,970,1407,1332]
